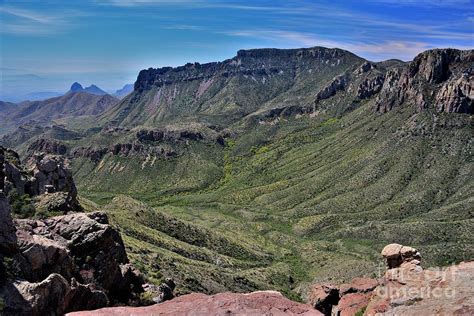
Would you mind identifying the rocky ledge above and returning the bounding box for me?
[67,291,322,316]
[0,207,145,315]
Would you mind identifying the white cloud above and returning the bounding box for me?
[0,5,85,35]
[366,0,472,7]
[0,6,56,23]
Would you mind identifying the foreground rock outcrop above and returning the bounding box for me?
[67,291,322,316]
[0,211,145,315]
[308,277,379,316]
[306,243,474,316]
[365,244,474,315]
[1,146,80,214]
[0,151,147,315]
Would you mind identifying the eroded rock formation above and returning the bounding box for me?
[375,49,473,113]
[1,146,80,214]
[306,243,473,316]
[0,212,145,315]
[315,73,350,104]
[365,244,474,315]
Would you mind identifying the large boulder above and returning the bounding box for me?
[381,243,421,270]
[0,273,109,315]
[1,273,71,315]
[15,228,74,282]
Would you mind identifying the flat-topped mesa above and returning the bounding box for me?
[134,46,360,92]
[235,46,352,60]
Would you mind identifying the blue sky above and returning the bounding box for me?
[1,0,473,99]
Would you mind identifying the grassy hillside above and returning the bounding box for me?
[74,99,473,298]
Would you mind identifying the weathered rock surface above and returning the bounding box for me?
[381,243,421,270]
[0,192,17,255]
[67,291,323,316]
[339,277,379,296]
[435,72,473,113]
[71,142,177,162]
[27,138,68,156]
[315,73,350,103]
[357,74,385,99]
[366,249,474,315]
[307,277,379,316]
[307,283,339,315]
[376,49,473,113]
[0,212,145,315]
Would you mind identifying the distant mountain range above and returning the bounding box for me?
[1,82,133,103]
[0,84,119,134]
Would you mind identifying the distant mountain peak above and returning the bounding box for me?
[68,82,107,95]
[70,82,84,92]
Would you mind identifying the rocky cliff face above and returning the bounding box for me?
[375,49,473,113]
[100,46,364,127]
[134,47,356,93]
[312,48,473,115]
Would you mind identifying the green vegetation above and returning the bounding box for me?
[8,191,35,218]
[68,100,473,299]
[355,306,367,316]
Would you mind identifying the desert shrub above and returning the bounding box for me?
[7,190,35,218]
